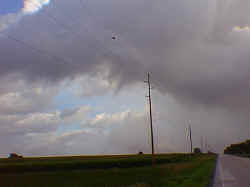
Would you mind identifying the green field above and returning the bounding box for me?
[0,154,216,187]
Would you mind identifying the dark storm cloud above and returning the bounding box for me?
[5,1,250,156]
[2,0,250,112]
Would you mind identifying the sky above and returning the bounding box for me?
[0,0,250,156]
[0,0,22,14]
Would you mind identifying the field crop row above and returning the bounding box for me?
[0,154,216,187]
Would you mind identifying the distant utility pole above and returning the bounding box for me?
[145,72,155,166]
[200,136,203,153]
[189,124,193,153]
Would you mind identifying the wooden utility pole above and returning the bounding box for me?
[145,73,155,166]
[189,124,193,153]
[200,136,203,153]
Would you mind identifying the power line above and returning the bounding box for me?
[0,1,121,75]
[1,32,71,67]
[27,0,106,59]
[21,0,95,41]
[26,1,80,34]
[41,0,119,56]
[42,0,115,58]
[44,14,74,32]
[0,4,117,73]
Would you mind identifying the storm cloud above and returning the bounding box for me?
[1,0,250,107]
[1,0,250,155]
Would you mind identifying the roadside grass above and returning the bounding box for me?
[0,154,216,187]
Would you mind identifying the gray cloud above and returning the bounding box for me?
[1,0,250,108]
[1,0,250,155]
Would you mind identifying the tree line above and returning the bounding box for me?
[224,139,250,155]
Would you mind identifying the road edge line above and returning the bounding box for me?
[207,154,219,187]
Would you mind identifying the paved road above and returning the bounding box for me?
[213,154,250,187]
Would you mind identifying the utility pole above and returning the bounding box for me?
[189,124,193,153]
[200,136,203,153]
[145,72,155,166]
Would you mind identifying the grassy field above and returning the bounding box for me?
[0,154,216,187]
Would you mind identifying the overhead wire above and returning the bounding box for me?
[0,0,121,73]
[0,32,71,67]
[38,0,111,57]
[0,1,92,67]
[27,1,80,34]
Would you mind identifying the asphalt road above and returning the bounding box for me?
[213,154,250,187]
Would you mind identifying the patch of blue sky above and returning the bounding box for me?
[55,88,145,116]
[54,89,100,118]
[54,83,146,134]
[57,123,83,135]
[0,0,23,15]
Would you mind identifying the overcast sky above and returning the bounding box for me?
[0,0,250,156]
